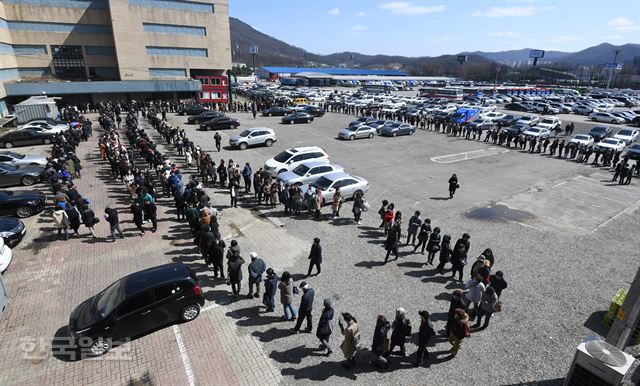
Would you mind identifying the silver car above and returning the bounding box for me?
[301,172,369,205]
[0,151,48,167]
[229,127,277,150]
[278,161,344,186]
[338,125,377,140]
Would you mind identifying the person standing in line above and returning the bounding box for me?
[65,204,81,237]
[227,250,245,298]
[370,315,391,369]
[317,298,335,355]
[247,252,266,298]
[473,286,498,330]
[278,271,297,321]
[130,202,145,235]
[384,218,400,263]
[377,199,388,229]
[198,225,215,263]
[389,307,412,357]
[489,270,508,298]
[352,191,365,224]
[339,313,361,369]
[331,188,342,220]
[53,202,71,241]
[229,178,239,208]
[306,237,322,277]
[214,132,222,152]
[263,268,278,312]
[436,234,452,274]
[79,200,98,238]
[414,310,435,367]
[292,282,314,333]
[104,205,124,242]
[445,289,466,336]
[425,226,442,265]
[209,239,225,279]
[448,309,469,359]
[413,219,432,254]
[242,162,252,193]
[465,275,486,320]
[406,210,422,246]
[448,174,459,199]
[314,188,323,220]
[382,203,395,235]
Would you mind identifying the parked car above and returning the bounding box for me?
[338,125,377,140]
[522,127,551,139]
[495,114,521,126]
[0,237,12,273]
[303,106,325,117]
[281,112,314,124]
[187,111,223,124]
[264,146,329,177]
[569,134,595,148]
[516,115,540,127]
[531,102,560,114]
[301,172,369,205]
[0,190,46,218]
[589,112,624,124]
[537,117,562,131]
[0,217,25,248]
[597,138,626,152]
[380,123,415,137]
[632,116,640,127]
[349,117,377,127]
[613,128,639,145]
[68,262,204,356]
[178,105,207,116]
[625,143,640,160]
[0,163,44,187]
[198,116,240,131]
[21,121,68,134]
[504,103,530,112]
[0,151,48,167]
[572,104,596,115]
[228,128,277,150]
[588,126,614,142]
[262,106,291,117]
[505,123,530,135]
[0,130,55,149]
[467,118,493,132]
[368,120,394,132]
[277,161,344,186]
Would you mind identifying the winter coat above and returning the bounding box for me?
[80,208,97,227]
[104,208,119,226]
[390,317,412,345]
[352,195,364,214]
[309,243,322,264]
[480,290,498,313]
[299,288,315,314]
[265,274,278,298]
[226,244,241,260]
[130,204,143,226]
[426,232,441,253]
[451,313,469,340]
[198,231,215,253]
[418,319,435,346]
[247,258,267,284]
[464,279,486,304]
[340,320,360,359]
[227,256,245,283]
[489,275,508,298]
[65,207,81,230]
[447,298,466,330]
[407,215,422,233]
[371,321,391,355]
[53,209,70,228]
[278,280,294,305]
[417,223,431,241]
[317,301,334,339]
[439,238,452,263]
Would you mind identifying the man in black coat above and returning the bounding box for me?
[306,238,322,276]
[406,211,422,246]
[104,206,124,242]
[445,290,466,336]
[414,310,435,366]
[293,282,314,333]
[198,226,215,264]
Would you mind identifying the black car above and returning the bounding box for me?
[588,126,613,142]
[504,103,529,112]
[632,116,640,127]
[198,116,240,131]
[303,106,325,117]
[0,163,45,187]
[495,114,521,127]
[505,123,530,135]
[187,111,223,124]
[626,144,640,160]
[0,130,55,149]
[282,112,314,124]
[68,263,205,356]
[262,106,291,117]
[349,117,376,127]
[178,105,208,116]
[0,217,25,247]
[0,190,46,218]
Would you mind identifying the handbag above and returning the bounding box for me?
[494,302,503,313]
[362,201,370,212]
[380,337,391,353]
[93,217,100,223]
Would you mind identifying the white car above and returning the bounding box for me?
[480,112,506,121]
[569,134,594,148]
[20,122,67,134]
[573,105,596,115]
[589,112,624,124]
[597,138,626,152]
[522,127,551,139]
[300,172,369,205]
[516,115,540,127]
[277,161,344,186]
[537,117,562,131]
[0,237,12,273]
[264,146,329,177]
[613,128,639,145]
[0,151,48,167]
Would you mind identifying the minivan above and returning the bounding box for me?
[264,146,329,177]
[68,263,204,356]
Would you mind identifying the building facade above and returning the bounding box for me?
[0,0,231,116]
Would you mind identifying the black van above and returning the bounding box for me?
[68,263,204,356]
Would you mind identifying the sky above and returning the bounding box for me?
[229,0,640,56]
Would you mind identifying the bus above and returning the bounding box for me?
[419,87,463,101]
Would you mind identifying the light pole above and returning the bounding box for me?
[493,67,501,96]
[606,49,621,91]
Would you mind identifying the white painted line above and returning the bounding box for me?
[370,187,389,203]
[430,148,509,164]
[557,186,628,205]
[201,303,221,312]
[567,197,601,208]
[593,197,640,232]
[173,325,196,386]
[552,181,567,188]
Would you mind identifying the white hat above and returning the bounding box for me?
[249,252,258,258]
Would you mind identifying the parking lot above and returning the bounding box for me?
[0,106,638,386]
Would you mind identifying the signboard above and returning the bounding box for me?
[456,55,468,64]
[529,50,545,58]
[604,63,624,69]
[249,45,258,54]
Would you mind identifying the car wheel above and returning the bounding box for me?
[350,135,355,141]
[43,138,51,145]
[16,206,33,218]
[408,130,414,135]
[290,121,294,125]
[85,337,112,357]
[239,142,247,150]
[181,304,200,322]
[368,133,374,139]
[269,113,272,117]
[21,175,36,186]
[265,139,273,147]
[4,142,12,149]
[306,119,310,123]
[393,132,397,137]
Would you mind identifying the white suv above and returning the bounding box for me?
[264,146,329,177]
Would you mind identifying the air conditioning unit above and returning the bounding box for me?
[564,341,635,386]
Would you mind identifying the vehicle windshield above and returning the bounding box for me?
[95,279,126,317]
[591,127,607,133]
[239,130,251,137]
[0,163,18,171]
[292,164,310,176]
[273,151,293,163]
[521,117,532,121]
[345,127,358,132]
[575,135,589,140]
[541,119,554,124]
[601,139,617,145]
[312,176,334,191]
[1,151,23,159]
[528,128,541,133]
[618,129,633,135]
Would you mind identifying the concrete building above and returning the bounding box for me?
[0,0,231,116]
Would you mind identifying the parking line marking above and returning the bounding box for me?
[572,177,640,197]
[173,325,196,386]
[557,186,628,204]
[567,197,601,208]
[552,181,567,188]
[430,148,509,164]
[593,197,640,232]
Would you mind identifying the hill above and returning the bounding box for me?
[556,43,640,66]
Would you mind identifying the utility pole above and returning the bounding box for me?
[606,49,621,91]
[493,67,501,96]
[606,267,640,350]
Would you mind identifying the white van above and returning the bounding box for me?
[264,146,329,177]
[0,273,8,320]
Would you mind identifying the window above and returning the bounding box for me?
[145,46,208,57]
[129,0,214,13]
[154,283,181,301]
[199,78,209,85]
[316,166,332,174]
[290,154,305,163]
[51,45,86,80]
[142,23,206,36]
[118,292,153,316]
[211,78,221,85]
[89,67,118,80]
[12,44,47,55]
[149,68,186,78]
[85,46,115,56]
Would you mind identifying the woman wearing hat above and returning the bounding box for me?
[339,313,360,368]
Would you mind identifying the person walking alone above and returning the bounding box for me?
[214,132,222,152]
[306,238,322,277]
[448,174,459,199]
[352,191,365,224]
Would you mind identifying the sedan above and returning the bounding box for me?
[573,105,596,115]
[21,122,68,134]
[0,151,48,167]
[0,190,47,218]
[613,128,639,145]
[590,112,624,124]
[368,120,394,132]
[187,111,223,124]
[504,103,530,112]
[301,172,369,205]
[588,126,614,141]
[338,125,377,140]
[198,116,240,131]
[262,107,291,117]
[178,105,208,116]
[505,123,530,135]
[278,161,344,186]
[625,143,640,160]
[569,134,594,148]
[597,138,626,152]
[495,114,521,127]
[349,117,377,127]
[0,130,54,148]
[537,117,562,131]
[467,118,493,132]
[0,217,26,248]
[480,112,506,121]
[0,163,44,186]
[516,115,540,127]
[282,112,314,124]
[380,123,415,137]
[303,106,325,117]
[522,127,551,139]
